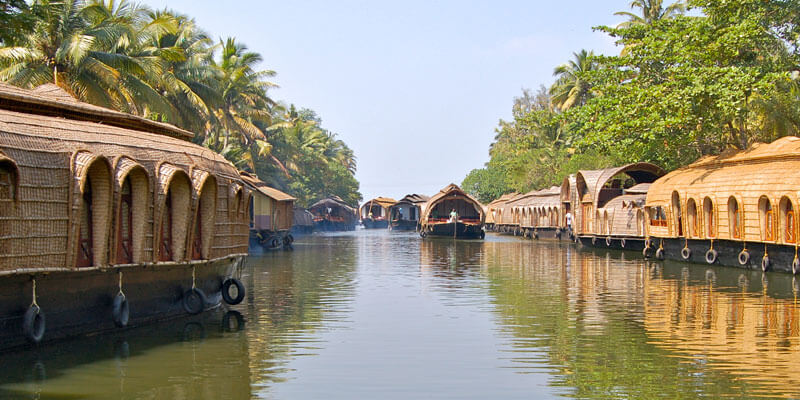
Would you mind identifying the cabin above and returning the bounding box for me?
[419,184,485,239]
[495,193,527,234]
[645,136,800,273]
[309,196,357,231]
[240,172,296,250]
[0,83,249,348]
[570,163,665,249]
[389,194,429,231]
[360,197,396,229]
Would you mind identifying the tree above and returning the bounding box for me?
[614,0,686,28]
[549,50,598,111]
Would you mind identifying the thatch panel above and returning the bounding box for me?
[421,184,485,225]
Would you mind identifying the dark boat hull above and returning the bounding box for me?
[314,219,356,231]
[249,229,293,252]
[577,235,646,251]
[423,222,484,239]
[0,255,243,352]
[645,237,800,273]
[390,220,418,231]
[362,219,389,229]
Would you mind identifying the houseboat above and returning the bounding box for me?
[0,83,249,350]
[389,194,429,231]
[643,137,800,273]
[484,192,518,232]
[291,206,314,235]
[569,163,665,250]
[517,186,563,240]
[240,172,295,251]
[309,196,357,231]
[495,193,526,234]
[419,184,485,239]
[359,197,396,229]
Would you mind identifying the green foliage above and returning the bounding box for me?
[0,0,361,207]
[467,0,800,203]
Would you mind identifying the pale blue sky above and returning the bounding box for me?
[148,0,630,203]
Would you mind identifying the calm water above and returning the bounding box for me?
[2,230,800,399]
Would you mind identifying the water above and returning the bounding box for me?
[2,230,800,399]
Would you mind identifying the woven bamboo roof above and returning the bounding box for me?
[361,197,397,211]
[393,193,430,206]
[576,163,665,207]
[239,172,296,202]
[647,136,800,206]
[422,183,485,223]
[0,83,194,140]
[310,196,356,213]
[513,186,562,209]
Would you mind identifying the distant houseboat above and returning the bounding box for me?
[0,83,249,350]
[485,193,519,232]
[389,194,429,231]
[568,163,665,250]
[644,137,800,273]
[360,197,396,229]
[291,206,314,235]
[516,186,563,240]
[419,184,485,239]
[240,172,295,251]
[309,196,357,231]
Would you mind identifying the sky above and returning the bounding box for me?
[146,0,630,204]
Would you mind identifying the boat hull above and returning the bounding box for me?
[362,219,389,229]
[249,229,293,252]
[645,237,800,273]
[0,255,243,352]
[390,220,418,231]
[423,222,484,239]
[314,219,356,231]
[577,235,646,251]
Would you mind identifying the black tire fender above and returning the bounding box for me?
[112,293,129,328]
[655,247,665,260]
[221,310,245,332]
[620,238,626,248]
[591,236,597,245]
[23,305,45,343]
[222,278,245,305]
[480,230,486,239]
[605,236,612,247]
[681,247,692,260]
[643,246,653,259]
[705,249,718,264]
[738,250,750,266]
[793,257,800,275]
[420,231,427,238]
[761,256,771,272]
[270,238,280,248]
[183,288,207,315]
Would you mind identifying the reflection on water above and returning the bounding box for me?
[1,231,799,399]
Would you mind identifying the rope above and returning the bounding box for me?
[30,278,38,308]
[710,239,714,251]
[683,238,688,250]
[118,271,125,298]
[658,239,663,250]
[764,243,769,257]
[192,266,196,289]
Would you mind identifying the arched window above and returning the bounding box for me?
[781,196,796,244]
[727,197,740,239]
[671,191,682,236]
[687,199,698,238]
[759,196,775,241]
[76,158,112,268]
[192,175,217,260]
[115,164,149,264]
[159,171,191,262]
[703,197,715,238]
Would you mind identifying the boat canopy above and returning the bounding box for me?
[421,184,485,225]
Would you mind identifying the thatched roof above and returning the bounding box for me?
[239,172,296,202]
[421,183,485,223]
[310,196,356,213]
[513,186,562,209]
[576,163,665,207]
[647,136,800,208]
[393,193,430,206]
[0,83,194,140]
[360,197,397,211]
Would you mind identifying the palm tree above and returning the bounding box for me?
[549,49,597,111]
[0,0,172,115]
[614,0,685,28]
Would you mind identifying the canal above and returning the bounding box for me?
[1,230,800,399]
